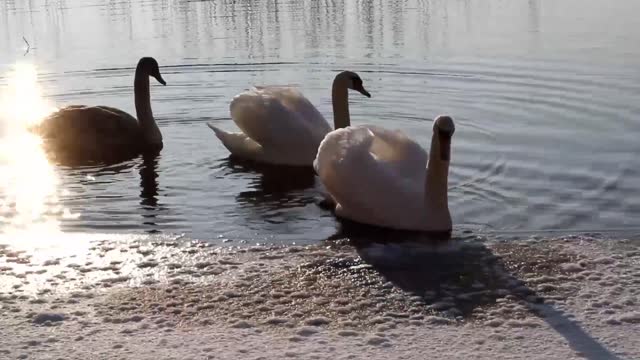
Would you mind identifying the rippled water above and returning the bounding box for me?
[1,0,639,244]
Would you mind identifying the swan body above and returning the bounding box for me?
[35,57,166,164]
[208,71,371,166]
[314,116,455,232]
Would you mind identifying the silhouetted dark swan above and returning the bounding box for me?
[36,57,166,164]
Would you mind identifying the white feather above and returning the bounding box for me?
[314,124,450,231]
[208,86,331,166]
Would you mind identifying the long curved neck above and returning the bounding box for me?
[332,81,350,129]
[134,70,162,145]
[424,131,451,230]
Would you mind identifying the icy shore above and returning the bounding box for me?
[1,234,638,359]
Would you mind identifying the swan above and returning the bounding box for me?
[207,71,371,166]
[313,115,455,232]
[35,57,166,164]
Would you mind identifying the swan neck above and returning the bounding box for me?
[332,81,350,129]
[424,131,451,226]
[134,70,162,145]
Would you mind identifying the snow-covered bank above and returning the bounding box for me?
[1,234,638,359]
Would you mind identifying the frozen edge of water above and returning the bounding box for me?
[0,234,638,359]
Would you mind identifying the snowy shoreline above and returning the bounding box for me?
[1,234,638,359]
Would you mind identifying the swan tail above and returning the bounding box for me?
[207,122,264,161]
[206,122,226,140]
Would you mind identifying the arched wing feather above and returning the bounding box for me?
[229,86,331,152]
[315,125,427,227]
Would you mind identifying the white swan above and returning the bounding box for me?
[207,71,371,166]
[314,115,455,232]
[35,57,166,163]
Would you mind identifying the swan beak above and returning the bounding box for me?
[354,84,371,98]
[438,131,452,162]
[154,74,167,86]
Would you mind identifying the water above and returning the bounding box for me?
[1,0,639,244]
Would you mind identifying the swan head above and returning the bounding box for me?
[434,115,455,161]
[335,71,371,98]
[137,57,166,86]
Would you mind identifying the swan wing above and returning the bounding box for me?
[253,86,331,140]
[365,125,428,183]
[38,105,139,142]
[230,86,331,151]
[314,125,427,229]
[34,105,142,163]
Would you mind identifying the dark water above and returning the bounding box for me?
[1,0,639,244]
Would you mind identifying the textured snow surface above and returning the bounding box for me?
[1,234,638,359]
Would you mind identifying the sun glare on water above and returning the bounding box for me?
[0,62,56,130]
[0,62,79,247]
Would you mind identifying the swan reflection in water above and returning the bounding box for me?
[222,157,318,209]
[139,155,160,208]
[57,154,167,234]
[138,154,166,233]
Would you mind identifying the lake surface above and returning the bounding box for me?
[1,0,639,245]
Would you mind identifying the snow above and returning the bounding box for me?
[0,234,638,359]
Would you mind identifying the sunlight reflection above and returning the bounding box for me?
[0,62,56,129]
[0,62,78,248]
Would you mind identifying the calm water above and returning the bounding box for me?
[1,0,639,244]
